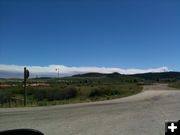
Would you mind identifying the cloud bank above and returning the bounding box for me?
[0,64,170,78]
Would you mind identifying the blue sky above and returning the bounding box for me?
[0,0,180,71]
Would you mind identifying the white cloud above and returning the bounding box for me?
[0,64,170,78]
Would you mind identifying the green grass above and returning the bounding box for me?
[0,78,143,107]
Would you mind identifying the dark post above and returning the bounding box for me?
[23,67,29,106]
[24,67,27,106]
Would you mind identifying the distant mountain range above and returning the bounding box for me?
[1,68,180,81]
[73,72,180,81]
[0,64,170,78]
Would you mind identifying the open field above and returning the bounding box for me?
[0,84,180,135]
[0,77,142,107]
[1,72,180,107]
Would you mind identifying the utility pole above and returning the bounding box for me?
[24,67,29,106]
[36,75,38,87]
[56,68,60,78]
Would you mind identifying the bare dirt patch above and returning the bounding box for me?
[143,83,177,91]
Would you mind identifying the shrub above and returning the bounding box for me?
[33,89,48,101]
[89,87,120,97]
[63,87,77,99]
[0,90,12,104]
[33,87,78,101]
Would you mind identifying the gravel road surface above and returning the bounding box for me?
[0,84,180,135]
